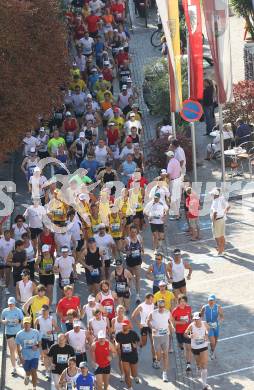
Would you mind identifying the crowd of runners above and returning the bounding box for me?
[0,1,230,390]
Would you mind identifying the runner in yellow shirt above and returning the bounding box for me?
[22,285,49,324]
[109,206,123,254]
[153,280,176,311]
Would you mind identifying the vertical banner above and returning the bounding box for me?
[182,0,204,100]
[156,0,182,112]
[203,0,233,103]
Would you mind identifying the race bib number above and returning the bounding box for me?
[104,305,112,314]
[8,319,17,327]
[54,209,64,216]
[45,264,53,272]
[116,282,126,292]
[111,223,120,232]
[61,278,70,287]
[79,386,91,390]
[195,338,205,346]
[57,354,68,364]
[91,268,99,276]
[131,249,140,258]
[158,328,167,336]
[43,333,53,340]
[209,322,217,329]
[180,316,189,323]
[24,339,35,349]
[122,343,132,353]
[92,224,99,233]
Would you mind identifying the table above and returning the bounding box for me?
[209,130,220,137]
[224,148,246,177]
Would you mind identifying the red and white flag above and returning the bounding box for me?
[203,0,233,103]
[182,0,203,100]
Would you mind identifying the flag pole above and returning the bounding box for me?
[187,33,197,182]
[171,112,176,137]
[218,103,226,182]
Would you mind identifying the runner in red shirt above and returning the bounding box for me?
[172,295,192,372]
[86,12,100,37]
[56,286,81,331]
[91,330,116,390]
[96,280,117,323]
[111,0,125,22]
[105,123,120,146]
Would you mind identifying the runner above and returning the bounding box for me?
[58,357,80,389]
[94,223,116,280]
[110,258,132,312]
[131,293,156,366]
[123,224,143,304]
[144,192,168,250]
[81,294,101,327]
[65,320,90,367]
[75,361,95,390]
[147,299,174,382]
[90,330,116,390]
[1,297,24,376]
[115,319,141,389]
[184,312,211,390]
[210,188,230,256]
[36,244,55,303]
[109,205,124,254]
[96,280,117,324]
[146,251,170,294]
[0,229,15,294]
[21,232,36,280]
[200,294,224,360]
[81,237,104,295]
[16,269,36,304]
[54,246,77,291]
[89,309,109,339]
[56,286,81,332]
[111,305,127,381]
[172,295,192,371]
[16,316,41,390]
[168,248,192,298]
[34,304,58,379]
[9,240,27,287]
[48,334,75,390]
[153,280,176,312]
[22,284,49,325]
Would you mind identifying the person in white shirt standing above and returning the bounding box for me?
[210,188,230,256]
[0,230,15,293]
[171,139,186,177]
[144,192,168,250]
[166,150,182,220]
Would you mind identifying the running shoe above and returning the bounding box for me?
[4,288,10,295]
[162,371,168,382]
[134,376,141,384]
[186,363,191,372]
[24,376,30,385]
[135,294,141,304]
[152,360,160,369]
[11,368,17,377]
[45,371,50,379]
[120,375,124,382]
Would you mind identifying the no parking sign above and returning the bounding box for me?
[180,99,203,122]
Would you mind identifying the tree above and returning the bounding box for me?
[0,0,69,160]
[223,81,254,127]
[231,0,254,40]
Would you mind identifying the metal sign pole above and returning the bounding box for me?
[218,103,226,182]
[171,111,176,137]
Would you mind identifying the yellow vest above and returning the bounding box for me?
[109,214,122,238]
[31,296,49,319]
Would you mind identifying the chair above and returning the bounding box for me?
[248,147,254,178]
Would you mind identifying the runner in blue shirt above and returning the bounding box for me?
[76,361,95,390]
[16,317,41,389]
[1,296,23,376]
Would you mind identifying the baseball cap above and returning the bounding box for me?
[126,136,133,143]
[122,85,127,90]
[91,67,97,72]
[173,248,181,255]
[79,131,85,138]
[193,312,201,320]
[86,93,92,99]
[33,167,41,173]
[115,259,123,266]
[88,237,96,244]
[42,244,50,252]
[61,246,69,253]
[155,251,163,257]
[65,111,71,116]
[121,319,131,326]
[97,330,106,339]
[208,294,216,301]
[39,127,45,132]
[30,147,36,153]
[79,361,88,368]
[160,169,167,175]
[108,122,115,126]
[165,150,174,157]
[129,112,135,117]
[158,280,167,287]
[154,192,161,198]
[23,317,32,324]
[209,188,220,196]
[21,269,30,276]
[98,223,106,229]
[113,28,118,32]
[8,297,16,305]
[88,295,96,302]
[73,320,82,327]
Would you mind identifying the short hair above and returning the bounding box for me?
[129,224,137,231]
[14,214,25,223]
[68,357,77,364]
[15,240,24,248]
[178,294,188,304]
[145,293,154,300]
[37,284,46,292]
[64,285,73,292]
[100,280,109,289]
[172,139,179,148]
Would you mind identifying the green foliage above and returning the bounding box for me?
[143,57,188,118]
[230,0,254,40]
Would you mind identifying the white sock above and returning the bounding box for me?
[201,368,207,386]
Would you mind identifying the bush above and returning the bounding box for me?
[230,0,254,40]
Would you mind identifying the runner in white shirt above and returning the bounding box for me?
[148,299,174,382]
[66,211,83,261]
[16,270,36,304]
[88,309,109,339]
[22,131,39,156]
[0,230,15,292]
[29,167,48,205]
[11,215,29,242]
[81,295,101,326]
[149,182,170,206]
[144,192,168,250]
[54,231,74,256]
[131,293,156,365]
[54,247,77,291]
[23,200,46,250]
[94,223,116,280]
[65,320,90,366]
[79,33,94,56]
[124,113,142,135]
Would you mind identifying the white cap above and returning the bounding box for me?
[87,94,92,99]
[122,85,127,90]
[119,47,124,50]
[193,312,201,320]
[79,193,89,201]
[8,297,16,305]
[98,223,106,229]
[88,295,96,302]
[129,112,135,117]
[65,111,71,116]
[209,188,220,196]
[160,169,167,175]
[79,131,85,138]
[104,61,110,65]
[33,167,41,173]
[113,29,118,32]
[30,147,36,153]
[42,244,50,252]
[159,280,167,286]
[127,77,132,82]
[165,150,174,157]
[73,320,82,327]
[97,330,106,339]
[39,127,45,132]
[61,246,69,253]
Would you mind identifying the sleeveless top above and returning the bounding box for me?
[26,157,39,179]
[114,268,129,295]
[153,262,167,287]
[94,340,110,368]
[140,302,154,327]
[191,321,208,349]
[204,304,219,328]
[90,317,107,338]
[113,316,124,335]
[109,214,122,238]
[172,259,185,283]
[18,280,34,303]
[25,241,35,263]
[39,255,54,276]
[100,291,115,320]
[125,237,142,267]
[95,145,108,166]
[37,315,53,339]
[85,248,102,275]
[90,215,102,234]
